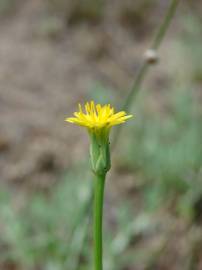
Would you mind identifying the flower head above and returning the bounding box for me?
[66,101,132,174]
[65,101,132,131]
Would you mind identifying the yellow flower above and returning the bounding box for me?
[65,101,132,130]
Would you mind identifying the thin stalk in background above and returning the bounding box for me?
[68,0,181,265]
[113,0,181,147]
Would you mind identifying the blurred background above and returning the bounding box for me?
[0,0,202,269]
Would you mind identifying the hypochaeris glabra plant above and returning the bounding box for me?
[65,101,132,270]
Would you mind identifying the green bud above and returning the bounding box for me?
[89,130,111,175]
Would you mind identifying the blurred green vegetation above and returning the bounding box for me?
[121,87,202,214]
[1,85,201,269]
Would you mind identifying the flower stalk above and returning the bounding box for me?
[93,172,106,270]
[65,101,132,270]
[89,129,111,270]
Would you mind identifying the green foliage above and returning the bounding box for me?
[0,166,92,269]
[0,164,140,270]
[121,88,202,215]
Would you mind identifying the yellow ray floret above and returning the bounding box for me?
[65,101,132,129]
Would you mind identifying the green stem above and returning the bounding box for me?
[93,173,106,270]
[151,0,180,50]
